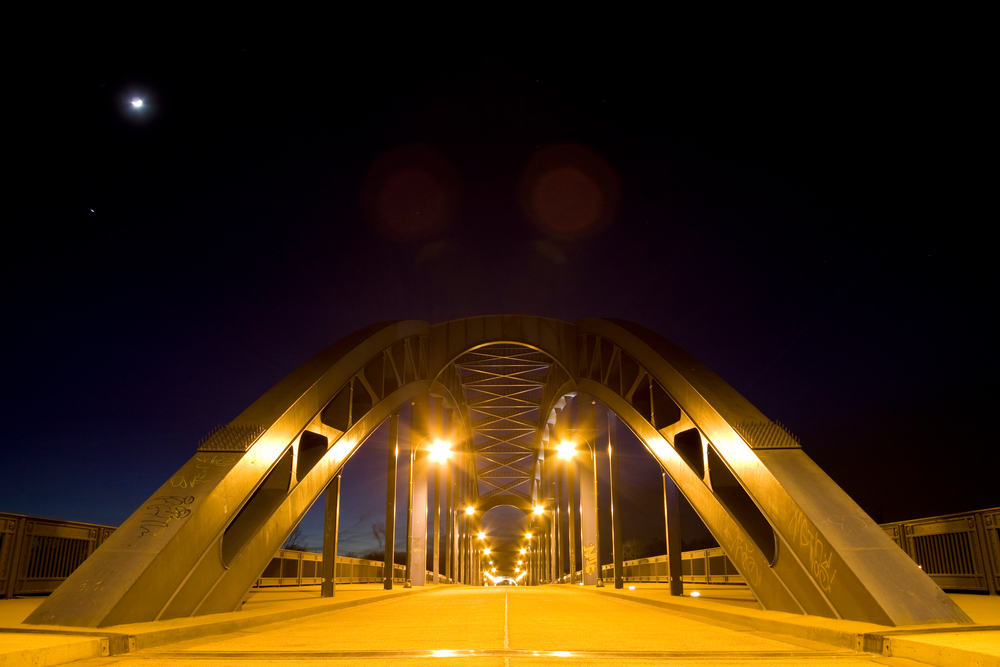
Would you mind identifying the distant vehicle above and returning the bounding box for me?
[494,577,517,586]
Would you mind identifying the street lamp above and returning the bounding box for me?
[560,430,604,588]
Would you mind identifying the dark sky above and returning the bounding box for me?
[3,39,995,557]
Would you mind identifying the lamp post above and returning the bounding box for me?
[559,431,604,588]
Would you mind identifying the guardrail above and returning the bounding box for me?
[253,549,452,587]
[880,507,998,594]
[559,508,999,595]
[1,512,116,598]
[3,507,995,596]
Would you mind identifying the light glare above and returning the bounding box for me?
[131,98,143,108]
[557,442,576,458]
[428,440,451,461]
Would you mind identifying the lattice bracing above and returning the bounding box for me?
[454,345,551,503]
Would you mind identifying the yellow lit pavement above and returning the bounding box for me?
[3,585,999,666]
[34,586,987,667]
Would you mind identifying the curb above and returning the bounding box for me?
[1,586,434,661]
[583,587,1000,667]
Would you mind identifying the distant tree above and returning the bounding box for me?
[371,522,385,549]
[282,525,308,551]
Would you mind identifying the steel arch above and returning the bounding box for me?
[28,316,969,627]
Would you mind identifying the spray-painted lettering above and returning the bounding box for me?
[789,510,838,593]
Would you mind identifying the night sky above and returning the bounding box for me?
[3,39,995,559]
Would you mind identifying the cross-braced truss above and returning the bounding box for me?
[454,345,550,502]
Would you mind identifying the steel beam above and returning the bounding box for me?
[663,472,683,596]
[321,474,340,598]
[384,412,398,590]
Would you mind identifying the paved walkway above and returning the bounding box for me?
[2,584,998,666]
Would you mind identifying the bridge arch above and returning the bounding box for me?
[28,316,969,628]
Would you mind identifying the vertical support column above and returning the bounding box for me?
[433,463,441,584]
[404,402,415,587]
[410,395,429,587]
[555,476,563,582]
[446,471,453,584]
[579,448,598,586]
[452,481,459,583]
[321,474,341,597]
[608,410,624,589]
[383,412,399,590]
[567,456,577,585]
[664,472,683,596]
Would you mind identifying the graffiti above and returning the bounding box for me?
[170,454,236,489]
[583,542,598,575]
[789,510,838,594]
[139,495,195,537]
[828,515,867,536]
[722,526,762,586]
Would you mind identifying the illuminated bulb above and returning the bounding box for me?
[520,548,526,554]
[466,506,475,515]
[428,440,451,461]
[525,532,532,539]
[557,442,576,458]
[628,585,636,591]
[533,505,544,515]
[478,531,485,539]
[690,591,701,597]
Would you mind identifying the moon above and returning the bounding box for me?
[131,98,143,108]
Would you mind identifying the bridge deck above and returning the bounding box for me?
[2,584,998,666]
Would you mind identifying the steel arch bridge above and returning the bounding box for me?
[27,316,969,628]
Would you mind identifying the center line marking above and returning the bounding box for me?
[504,590,509,648]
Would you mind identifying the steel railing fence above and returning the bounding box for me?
[2,508,995,597]
[558,508,999,595]
[0,513,116,598]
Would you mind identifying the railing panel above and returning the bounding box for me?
[903,513,990,593]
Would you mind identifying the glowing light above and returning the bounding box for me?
[520,548,526,554]
[483,547,491,555]
[557,442,576,459]
[465,506,475,515]
[477,531,485,539]
[525,532,532,539]
[533,505,545,515]
[628,585,636,591]
[553,651,573,657]
[428,440,451,462]
[690,591,701,597]
[131,98,143,108]
[431,650,455,657]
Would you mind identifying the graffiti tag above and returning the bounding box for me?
[139,495,195,537]
[789,510,838,593]
[722,526,762,586]
[584,542,598,575]
[170,453,236,490]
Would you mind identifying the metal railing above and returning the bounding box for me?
[1,512,116,598]
[3,507,995,597]
[252,549,453,587]
[556,508,999,595]
[880,507,998,594]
